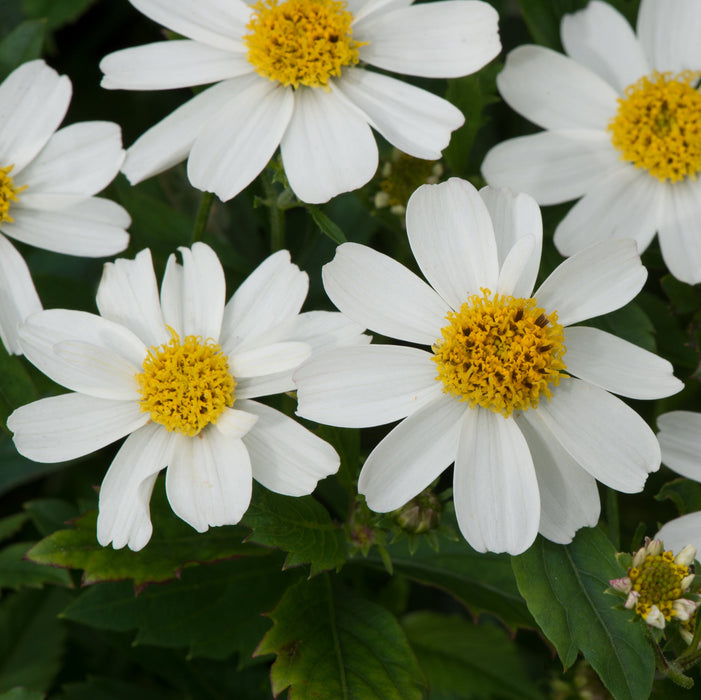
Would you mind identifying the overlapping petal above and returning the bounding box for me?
[657,411,701,482]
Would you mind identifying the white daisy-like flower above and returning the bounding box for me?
[0,60,130,355]
[294,178,683,555]
[7,243,365,551]
[482,0,701,284]
[655,411,701,554]
[99,0,500,204]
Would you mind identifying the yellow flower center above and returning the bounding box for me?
[432,289,567,417]
[608,71,701,182]
[243,0,364,89]
[136,329,235,437]
[0,164,26,224]
[629,550,691,621]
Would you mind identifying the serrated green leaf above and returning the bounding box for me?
[656,478,701,517]
[0,542,73,591]
[256,574,424,699]
[0,588,70,693]
[403,611,545,700]
[61,555,302,661]
[512,528,654,700]
[306,204,347,244]
[23,500,80,538]
[242,485,346,576]
[0,20,45,78]
[22,0,97,30]
[0,689,45,700]
[0,514,28,543]
[363,535,532,630]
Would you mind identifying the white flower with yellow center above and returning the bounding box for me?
[294,178,683,555]
[482,0,701,284]
[7,243,363,551]
[99,0,500,203]
[0,60,130,355]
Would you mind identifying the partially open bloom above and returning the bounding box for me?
[482,0,701,284]
[0,60,130,354]
[610,538,698,629]
[8,243,365,550]
[100,0,500,203]
[294,178,682,554]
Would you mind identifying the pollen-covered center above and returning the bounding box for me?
[608,71,701,182]
[243,0,364,89]
[432,289,567,417]
[629,550,692,621]
[136,329,235,437]
[0,164,26,224]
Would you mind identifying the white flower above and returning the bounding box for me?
[0,60,130,355]
[7,243,366,550]
[482,0,701,284]
[99,0,500,204]
[294,178,682,555]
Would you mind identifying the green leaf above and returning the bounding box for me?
[0,346,38,430]
[256,574,424,699]
[586,301,656,352]
[517,0,588,49]
[0,588,70,693]
[0,514,28,543]
[0,542,73,591]
[0,434,66,499]
[403,611,545,700]
[23,499,80,538]
[306,205,347,244]
[0,689,45,700]
[22,0,98,30]
[55,676,172,700]
[0,20,45,78]
[363,535,533,630]
[512,528,654,700]
[656,478,701,517]
[661,275,701,316]
[61,555,302,661]
[241,485,346,576]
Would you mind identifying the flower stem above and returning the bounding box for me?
[261,168,285,252]
[605,488,620,550]
[192,191,214,243]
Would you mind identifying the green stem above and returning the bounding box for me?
[192,191,214,243]
[678,608,701,662]
[261,169,285,252]
[605,488,620,550]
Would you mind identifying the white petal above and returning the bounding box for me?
[481,130,620,206]
[358,394,466,511]
[280,86,378,204]
[294,345,442,427]
[561,1,649,92]
[496,45,618,130]
[535,378,660,493]
[335,67,463,160]
[480,186,543,297]
[535,239,646,327]
[356,1,500,78]
[453,409,539,555]
[350,0,412,25]
[657,512,701,560]
[564,326,683,400]
[322,242,448,345]
[97,422,174,551]
[405,178,499,309]
[220,250,308,355]
[637,0,701,73]
[159,253,184,337]
[239,399,339,496]
[0,234,41,354]
[18,309,147,398]
[231,341,310,378]
[121,78,242,184]
[495,236,537,299]
[16,122,124,198]
[0,60,71,172]
[657,179,701,286]
[5,198,130,257]
[127,0,250,51]
[165,429,253,531]
[100,41,252,90]
[187,76,294,201]
[554,165,663,256]
[657,411,701,481]
[213,406,258,438]
[8,393,148,463]
[96,248,169,348]
[517,411,600,545]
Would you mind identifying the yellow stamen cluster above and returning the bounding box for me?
[608,71,701,182]
[137,329,235,437]
[629,549,692,621]
[0,164,26,224]
[243,0,364,89]
[432,289,567,417]
[375,152,443,215]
